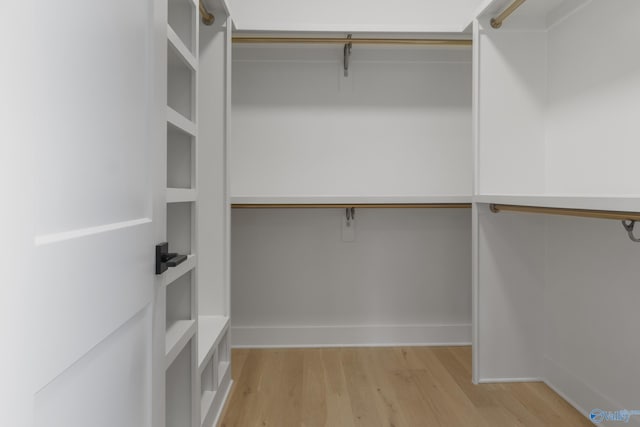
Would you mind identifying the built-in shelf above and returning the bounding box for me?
[231,195,472,206]
[200,390,216,424]
[167,188,197,203]
[162,254,197,287]
[168,25,197,71]
[167,106,197,137]
[165,319,197,369]
[474,195,640,213]
[198,316,230,372]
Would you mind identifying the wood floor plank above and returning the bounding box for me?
[219,349,268,427]
[362,348,412,427]
[301,349,328,427]
[262,349,304,427]
[320,348,356,427]
[218,347,592,427]
[340,348,385,427]
[412,348,490,427]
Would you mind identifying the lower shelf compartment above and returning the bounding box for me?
[198,315,230,372]
[201,362,232,427]
[166,340,195,427]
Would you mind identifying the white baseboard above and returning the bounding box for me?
[477,377,543,384]
[230,323,471,348]
[543,357,640,427]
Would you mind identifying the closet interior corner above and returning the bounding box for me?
[158,0,640,425]
[472,0,640,417]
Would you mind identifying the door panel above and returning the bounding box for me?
[34,219,153,390]
[31,0,159,425]
[34,307,151,427]
[35,0,151,236]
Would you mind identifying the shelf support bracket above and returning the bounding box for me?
[622,220,640,242]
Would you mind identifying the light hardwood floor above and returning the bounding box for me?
[218,347,592,427]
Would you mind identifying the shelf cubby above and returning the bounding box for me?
[168,44,195,121]
[167,127,194,190]
[168,25,197,71]
[167,202,193,256]
[217,331,230,386]
[168,0,196,56]
[200,353,218,425]
[197,316,230,372]
[167,271,193,323]
[166,341,194,427]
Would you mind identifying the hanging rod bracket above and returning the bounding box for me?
[344,34,353,77]
[491,0,528,29]
[345,207,355,227]
[199,0,215,25]
[622,220,640,242]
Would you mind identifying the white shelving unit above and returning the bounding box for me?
[164,1,199,427]
[158,0,232,425]
[197,1,233,425]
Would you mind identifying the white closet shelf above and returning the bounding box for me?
[231,195,472,205]
[167,25,198,71]
[198,316,230,373]
[201,390,216,424]
[162,254,197,287]
[165,319,197,369]
[474,195,640,213]
[167,106,197,137]
[167,188,197,203]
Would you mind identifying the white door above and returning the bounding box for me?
[27,1,162,426]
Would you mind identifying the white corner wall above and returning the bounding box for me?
[543,216,640,424]
[545,0,640,195]
[231,45,472,199]
[231,208,472,347]
[476,26,547,195]
[476,205,545,381]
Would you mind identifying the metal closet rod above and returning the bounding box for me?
[232,37,472,46]
[491,0,528,29]
[199,0,215,25]
[489,204,640,222]
[232,203,472,209]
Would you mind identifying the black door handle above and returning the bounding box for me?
[155,243,188,275]
[166,254,187,267]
